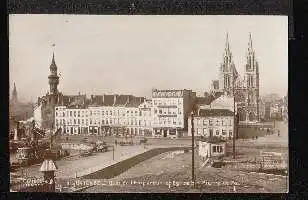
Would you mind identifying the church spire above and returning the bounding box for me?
[248,32,254,54]
[225,32,231,55]
[12,82,18,103]
[48,52,59,95]
[50,52,57,71]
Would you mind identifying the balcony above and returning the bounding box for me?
[156,105,178,108]
[157,114,177,117]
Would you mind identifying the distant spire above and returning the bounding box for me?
[225,32,230,52]
[248,32,253,53]
[50,52,57,70]
[12,82,18,103]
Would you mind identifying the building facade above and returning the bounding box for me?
[152,89,196,138]
[188,109,234,139]
[211,33,261,122]
[54,95,147,136]
[198,138,227,158]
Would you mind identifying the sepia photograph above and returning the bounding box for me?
[9,14,288,193]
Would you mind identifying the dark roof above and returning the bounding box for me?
[102,95,115,106]
[89,94,144,107]
[197,109,233,117]
[126,97,145,107]
[194,97,213,105]
[199,136,226,144]
[115,95,132,106]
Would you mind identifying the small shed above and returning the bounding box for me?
[198,137,226,158]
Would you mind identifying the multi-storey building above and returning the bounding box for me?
[188,109,234,139]
[152,89,196,138]
[138,99,153,136]
[211,33,261,122]
[54,94,146,136]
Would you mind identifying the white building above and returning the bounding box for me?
[54,94,148,136]
[198,137,227,158]
[188,109,234,139]
[138,100,153,136]
[152,89,196,138]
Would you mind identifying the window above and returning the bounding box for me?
[216,120,219,126]
[222,130,227,135]
[216,130,220,135]
[229,130,233,136]
[70,111,72,117]
[209,120,213,126]
[203,120,207,126]
[110,111,112,115]
[213,146,217,153]
[197,119,201,125]
[221,120,224,126]
[154,109,157,114]
[159,110,162,114]
[197,128,202,135]
[55,112,58,117]
[82,119,84,124]
[213,146,222,153]
[102,111,104,115]
[74,119,76,124]
[102,120,104,125]
[78,119,80,124]
[90,119,92,124]
[203,128,207,136]
[63,112,65,117]
[229,119,232,126]
[90,111,92,115]
[56,107,58,110]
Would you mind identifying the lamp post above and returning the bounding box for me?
[113,145,115,161]
[232,77,236,159]
[191,111,196,188]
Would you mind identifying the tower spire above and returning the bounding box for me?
[225,32,230,52]
[248,32,253,53]
[12,82,18,103]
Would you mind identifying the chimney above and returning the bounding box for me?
[113,95,117,105]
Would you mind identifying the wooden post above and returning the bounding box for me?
[233,77,236,159]
[113,146,115,161]
[191,111,195,188]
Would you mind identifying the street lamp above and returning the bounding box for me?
[190,111,196,188]
[232,76,236,159]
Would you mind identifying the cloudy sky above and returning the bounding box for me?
[9,15,288,102]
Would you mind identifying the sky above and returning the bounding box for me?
[9,15,288,102]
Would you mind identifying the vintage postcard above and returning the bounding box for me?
[9,15,288,193]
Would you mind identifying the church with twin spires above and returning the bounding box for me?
[211,33,262,122]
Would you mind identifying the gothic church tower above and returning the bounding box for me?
[243,33,260,121]
[219,33,238,95]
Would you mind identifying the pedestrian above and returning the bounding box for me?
[278,130,280,137]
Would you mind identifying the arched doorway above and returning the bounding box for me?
[249,112,256,121]
[239,109,246,121]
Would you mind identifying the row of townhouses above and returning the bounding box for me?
[32,33,277,139]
